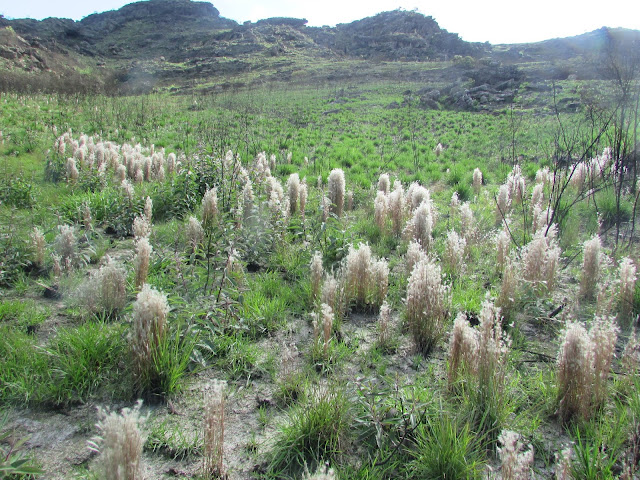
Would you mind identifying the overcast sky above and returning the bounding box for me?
[2,0,639,44]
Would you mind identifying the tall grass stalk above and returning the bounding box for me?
[406,258,449,354]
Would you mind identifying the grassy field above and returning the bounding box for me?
[0,79,639,479]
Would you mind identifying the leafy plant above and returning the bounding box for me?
[354,379,431,463]
[0,327,49,404]
[570,424,621,480]
[0,411,43,478]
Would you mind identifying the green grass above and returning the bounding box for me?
[146,417,202,460]
[0,321,129,406]
[0,326,51,404]
[46,321,128,405]
[0,75,638,479]
[0,298,49,330]
[409,417,485,479]
[268,385,352,476]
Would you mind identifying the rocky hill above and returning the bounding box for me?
[1,1,487,62]
[0,1,488,88]
[0,0,638,95]
[309,10,485,60]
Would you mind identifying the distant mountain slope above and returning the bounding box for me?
[493,27,640,62]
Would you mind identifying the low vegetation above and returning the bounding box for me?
[0,16,640,479]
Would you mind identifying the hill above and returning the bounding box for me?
[0,0,638,94]
[0,1,488,91]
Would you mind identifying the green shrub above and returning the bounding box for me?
[0,299,48,330]
[44,152,67,183]
[149,322,199,397]
[150,169,200,221]
[0,327,49,403]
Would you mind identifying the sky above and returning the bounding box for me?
[1,0,639,44]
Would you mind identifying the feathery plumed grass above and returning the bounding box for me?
[1,76,639,479]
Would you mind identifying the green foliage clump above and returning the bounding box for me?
[269,386,352,475]
[0,176,36,208]
[409,417,484,479]
[0,322,127,405]
[595,188,632,229]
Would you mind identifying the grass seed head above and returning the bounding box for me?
[31,226,46,268]
[311,251,324,303]
[243,180,255,223]
[497,430,534,480]
[321,303,334,355]
[447,312,478,385]
[116,164,127,182]
[619,257,637,321]
[530,183,544,212]
[374,190,388,230]
[444,229,466,275]
[459,202,474,240]
[554,316,617,423]
[580,234,602,299]
[186,216,204,253]
[131,284,169,390]
[81,256,127,316]
[91,400,146,480]
[378,301,392,348]
[405,240,427,275]
[166,152,176,175]
[202,187,219,226]
[54,224,77,267]
[203,380,227,479]
[66,157,79,181]
[303,464,337,480]
[299,179,308,218]
[328,168,345,217]
[406,258,449,353]
[405,200,434,250]
[286,173,300,215]
[132,215,151,240]
[134,237,152,288]
[388,180,405,235]
[473,167,483,192]
[377,173,390,195]
[496,184,511,223]
[144,196,153,222]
